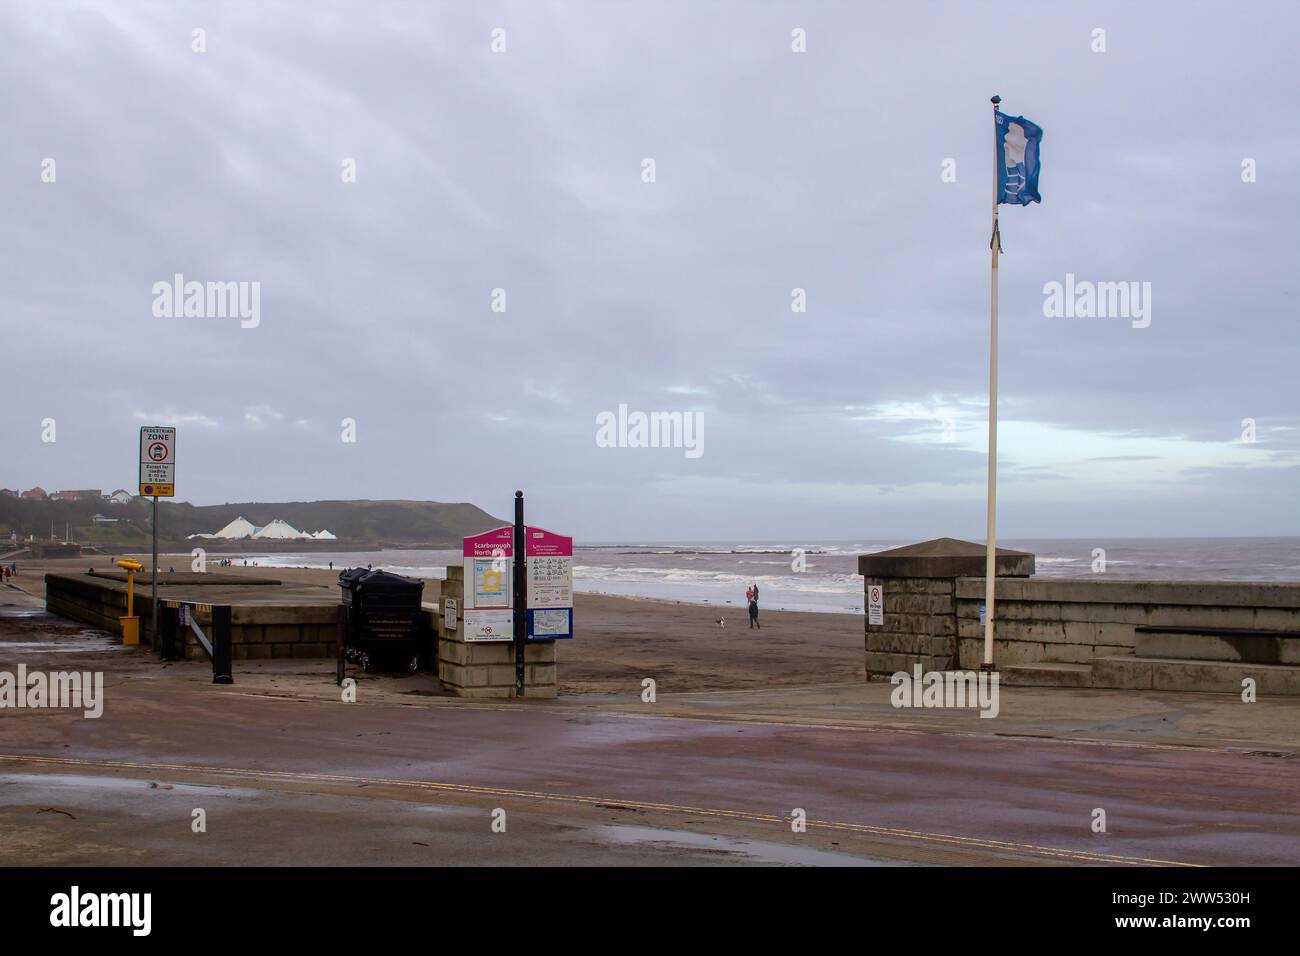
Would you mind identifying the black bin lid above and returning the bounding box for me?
[338,567,424,593]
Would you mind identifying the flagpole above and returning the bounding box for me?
[983,94,1001,670]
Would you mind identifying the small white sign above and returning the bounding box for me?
[443,598,457,632]
[463,608,513,642]
[867,585,884,626]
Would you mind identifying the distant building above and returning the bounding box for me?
[91,514,119,524]
[105,490,133,505]
[52,489,103,501]
[20,487,48,500]
[0,488,18,498]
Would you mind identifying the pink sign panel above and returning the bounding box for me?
[463,526,514,558]
[525,527,573,557]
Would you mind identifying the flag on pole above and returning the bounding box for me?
[994,111,1043,206]
[982,96,1043,671]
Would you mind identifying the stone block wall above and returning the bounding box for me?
[859,576,958,674]
[859,542,1300,676]
[953,578,1300,670]
[860,538,1034,677]
[436,564,558,698]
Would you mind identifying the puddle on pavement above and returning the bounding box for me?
[596,824,911,866]
[1,641,121,652]
[0,772,265,799]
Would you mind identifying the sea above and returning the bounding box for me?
[220,538,1300,616]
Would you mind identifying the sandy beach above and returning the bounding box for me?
[3,556,864,695]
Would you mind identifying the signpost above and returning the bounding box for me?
[461,493,574,696]
[138,425,176,651]
[513,492,526,695]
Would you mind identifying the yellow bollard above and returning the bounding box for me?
[115,559,143,645]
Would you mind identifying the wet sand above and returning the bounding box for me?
[4,556,864,695]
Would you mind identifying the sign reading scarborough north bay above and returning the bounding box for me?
[138,425,176,497]
[461,526,514,641]
[525,526,573,640]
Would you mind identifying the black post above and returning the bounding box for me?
[513,490,525,697]
[335,603,348,686]
[160,601,177,661]
[212,604,233,684]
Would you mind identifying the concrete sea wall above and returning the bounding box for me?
[45,573,337,660]
[45,570,560,696]
[952,578,1300,669]
[860,539,1300,694]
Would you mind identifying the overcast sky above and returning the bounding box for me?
[2,1,1297,541]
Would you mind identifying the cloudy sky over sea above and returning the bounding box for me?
[3,1,1296,541]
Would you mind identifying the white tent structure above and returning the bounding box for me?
[252,519,307,540]
[212,516,258,539]
[188,516,336,541]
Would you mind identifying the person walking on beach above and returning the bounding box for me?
[748,585,760,629]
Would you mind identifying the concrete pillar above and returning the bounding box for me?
[437,565,558,699]
[858,537,1034,677]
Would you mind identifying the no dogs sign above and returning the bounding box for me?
[868,585,884,626]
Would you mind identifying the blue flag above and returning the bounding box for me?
[995,111,1043,205]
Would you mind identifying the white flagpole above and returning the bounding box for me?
[983,95,1002,670]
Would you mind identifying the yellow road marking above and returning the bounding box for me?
[0,751,1201,867]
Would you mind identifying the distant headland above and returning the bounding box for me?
[0,494,503,553]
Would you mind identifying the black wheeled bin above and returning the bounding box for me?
[338,568,426,672]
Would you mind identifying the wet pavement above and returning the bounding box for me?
[2,585,1298,866]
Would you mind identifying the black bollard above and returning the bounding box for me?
[160,603,177,661]
[336,603,348,686]
[513,490,526,697]
[211,605,233,684]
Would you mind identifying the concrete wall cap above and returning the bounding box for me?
[859,537,1035,579]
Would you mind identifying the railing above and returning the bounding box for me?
[160,600,233,684]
